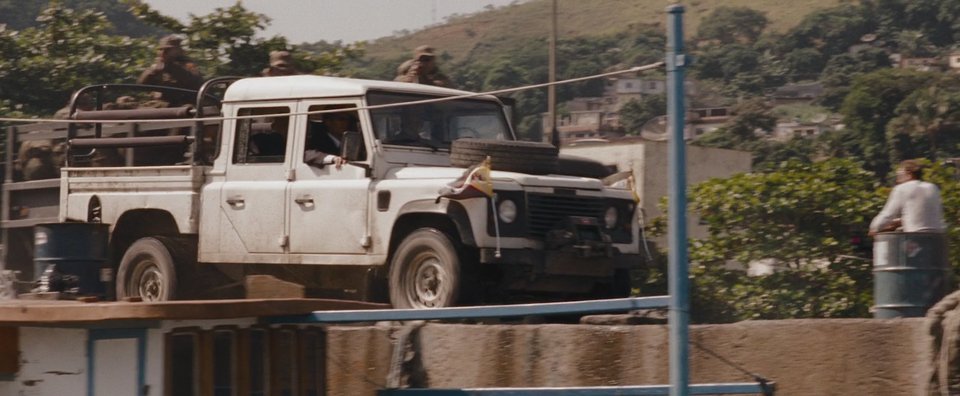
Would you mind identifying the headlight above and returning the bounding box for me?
[604,206,618,229]
[498,199,518,223]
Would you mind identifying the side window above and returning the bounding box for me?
[233,107,290,164]
[304,105,365,163]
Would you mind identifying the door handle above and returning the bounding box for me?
[295,195,314,206]
[226,196,245,207]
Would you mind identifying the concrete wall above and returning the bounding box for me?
[327,319,931,396]
[562,140,752,241]
[0,318,933,395]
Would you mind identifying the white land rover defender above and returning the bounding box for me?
[13,75,640,308]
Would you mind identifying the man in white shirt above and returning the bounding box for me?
[869,159,946,236]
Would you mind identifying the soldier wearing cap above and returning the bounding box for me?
[395,45,452,87]
[138,34,204,107]
[261,50,302,77]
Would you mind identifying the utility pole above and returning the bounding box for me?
[548,0,559,147]
[666,4,689,396]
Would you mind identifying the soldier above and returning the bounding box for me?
[16,140,59,181]
[138,35,204,107]
[261,50,302,77]
[395,45,452,87]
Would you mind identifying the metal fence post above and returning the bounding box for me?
[666,4,689,396]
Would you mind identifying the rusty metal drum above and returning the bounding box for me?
[873,232,951,318]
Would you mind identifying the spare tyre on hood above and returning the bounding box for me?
[450,139,558,175]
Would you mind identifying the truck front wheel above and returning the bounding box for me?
[389,228,462,308]
[116,237,180,301]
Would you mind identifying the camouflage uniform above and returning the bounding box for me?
[137,35,203,107]
[261,50,302,77]
[395,45,452,87]
[16,140,59,181]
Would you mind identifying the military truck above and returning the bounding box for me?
[1,75,641,308]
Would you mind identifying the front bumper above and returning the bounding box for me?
[478,246,641,294]
[479,247,641,276]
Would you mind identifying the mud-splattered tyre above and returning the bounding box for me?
[116,237,184,301]
[389,228,462,309]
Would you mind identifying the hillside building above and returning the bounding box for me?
[541,77,696,144]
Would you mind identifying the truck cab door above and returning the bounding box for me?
[288,101,371,258]
[218,105,294,258]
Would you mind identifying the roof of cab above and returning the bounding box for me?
[223,75,494,103]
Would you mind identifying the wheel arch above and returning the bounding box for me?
[110,209,181,270]
[391,199,475,251]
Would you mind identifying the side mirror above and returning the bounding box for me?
[341,131,364,162]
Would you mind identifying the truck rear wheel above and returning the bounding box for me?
[116,237,184,301]
[389,228,462,308]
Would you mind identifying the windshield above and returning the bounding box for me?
[367,91,512,149]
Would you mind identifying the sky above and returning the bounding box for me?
[143,0,518,44]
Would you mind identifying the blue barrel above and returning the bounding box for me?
[33,223,110,297]
[873,232,951,318]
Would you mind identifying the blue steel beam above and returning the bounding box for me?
[377,382,774,395]
[262,296,669,324]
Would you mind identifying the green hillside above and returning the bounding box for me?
[362,0,846,63]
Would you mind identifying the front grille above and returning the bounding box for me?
[526,192,605,237]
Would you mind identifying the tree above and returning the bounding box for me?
[695,6,769,46]
[780,5,874,59]
[618,95,666,135]
[894,30,936,57]
[730,99,777,141]
[0,4,153,116]
[129,2,364,78]
[129,2,281,77]
[690,159,884,269]
[684,159,885,321]
[483,60,526,90]
[749,136,817,171]
[922,160,960,279]
[839,68,935,178]
[695,98,776,150]
[783,48,825,82]
[886,73,960,162]
[901,0,960,46]
[0,0,165,37]
[818,47,891,110]
[694,44,761,82]
[648,157,960,323]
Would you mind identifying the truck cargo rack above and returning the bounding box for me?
[0,77,239,282]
